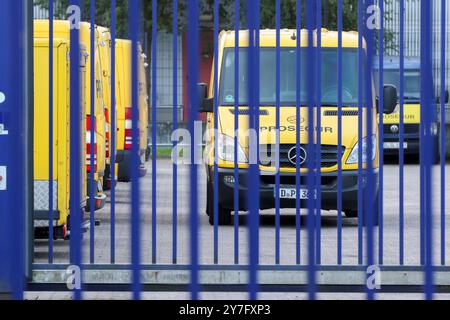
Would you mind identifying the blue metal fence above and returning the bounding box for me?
[0,0,449,300]
[0,0,28,300]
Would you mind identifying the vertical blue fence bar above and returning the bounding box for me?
[187,0,199,300]
[0,0,27,299]
[48,0,54,263]
[275,0,281,266]
[306,0,316,299]
[69,0,83,300]
[295,0,302,266]
[89,0,96,265]
[172,0,178,265]
[399,0,405,266]
[420,0,434,300]
[378,0,384,266]
[129,0,142,299]
[246,0,260,300]
[426,0,435,300]
[337,0,343,265]
[151,0,158,265]
[315,0,322,265]
[357,0,363,265]
[233,0,240,266]
[419,1,426,267]
[440,0,446,267]
[213,0,219,265]
[110,0,116,265]
[364,0,375,301]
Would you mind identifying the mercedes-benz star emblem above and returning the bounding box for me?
[287,146,307,165]
[390,124,399,133]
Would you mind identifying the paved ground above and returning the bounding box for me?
[29,157,450,299]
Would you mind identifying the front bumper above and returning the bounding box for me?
[86,179,107,211]
[382,124,438,156]
[383,132,421,155]
[209,167,378,212]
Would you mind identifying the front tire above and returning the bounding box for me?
[431,146,440,164]
[344,192,379,226]
[206,179,232,225]
[208,206,232,226]
[103,164,111,191]
[145,145,151,162]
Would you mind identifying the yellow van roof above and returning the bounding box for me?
[97,26,111,41]
[97,26,109,33]
[34,20,95,42]
[220,29,362,48]
[116,39,131,46]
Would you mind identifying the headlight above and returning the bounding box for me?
[217,133,248,163]
[346,135,377,164]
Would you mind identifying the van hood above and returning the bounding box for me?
[218,106,372,150]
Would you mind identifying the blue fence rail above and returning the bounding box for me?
[0,0,448,300]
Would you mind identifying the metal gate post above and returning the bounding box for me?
[187,0,200,300]
[0,0,30,300]
[69,0,83,301]
[420,0,435,300]
[24,0,34,285]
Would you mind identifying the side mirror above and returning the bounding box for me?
[436,89,449,104]
[197,83,213,113]
[381,84,398,114]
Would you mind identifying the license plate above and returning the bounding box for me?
[383,142,408,149]
[275,187,316,199]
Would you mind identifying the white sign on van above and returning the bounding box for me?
[0,166,6,191]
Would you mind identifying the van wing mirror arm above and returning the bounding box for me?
[197,83,214,113]
[201,98,214,113]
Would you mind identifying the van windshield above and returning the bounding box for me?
[373,69,420,101]
[219,47,363,106]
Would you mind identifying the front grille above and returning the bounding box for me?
[259,144,345,168]
[229,109,269,116]
[383,123,419,134]
[323,110,359,116]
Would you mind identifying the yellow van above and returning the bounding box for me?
[34,20,107,210]
[115,39,147,181]
[198,29,397,226]
[33,38,87,239]
[97,26,119,189]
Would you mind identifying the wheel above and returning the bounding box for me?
[206,178,212,216]
[344,192,379,226]
[103,164,111,191]
[145,146,151,162]
[431,147,440,164]
[430,135,440,165]
[206,179,232,225]
[208,205,232,226]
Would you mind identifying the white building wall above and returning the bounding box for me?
[383,0,450,100]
